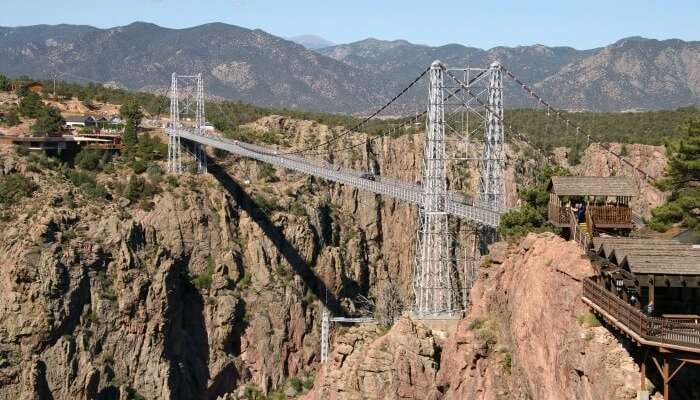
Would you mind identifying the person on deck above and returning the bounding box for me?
[577,202,587,223]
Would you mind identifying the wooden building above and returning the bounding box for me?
[548,176,638,243]
[583,237,700,399]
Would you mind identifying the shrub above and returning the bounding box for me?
[257,162,277,181]
[577,312,601,328]
[191,258,215,290]
[66,170,108,199]
[0,173,38,204]
[18,91,44,118]
[567,142,583,166]
[131,159,147,174]
[288,377,303,393]
[238,272,252,289]
[75,149,102,171]
[3,108,21,127]
[31,106,64,136]
[124,175,159,201]
[502,350,513,373]
[253,193,279,214]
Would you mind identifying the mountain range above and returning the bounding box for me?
[0,22,698,113]
[288,34,336,50]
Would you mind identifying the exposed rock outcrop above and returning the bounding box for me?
[309,234,647,400]
[303,317,442,400]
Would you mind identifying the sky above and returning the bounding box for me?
[1,0,698,49]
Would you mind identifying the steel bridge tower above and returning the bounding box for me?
[480,62,505,210]
[413,60,455,316]
[168,73,207,174]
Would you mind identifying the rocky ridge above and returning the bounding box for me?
[0,114,672,399]
[308,234,647,400]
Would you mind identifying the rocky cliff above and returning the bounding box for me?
[0,116,435,399]
[308,234,647,400]
[0,114,673,399]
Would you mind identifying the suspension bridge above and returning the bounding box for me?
[165,60,656,321]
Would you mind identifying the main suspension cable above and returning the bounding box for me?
[278,67,431,156]
[500,65,656,181]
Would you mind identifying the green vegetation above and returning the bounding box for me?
[498,165,569,238]
[288,377,304,393]
[124,175,160,202]
[0,74,9,91]
[18,91,44,118]
[75,149,103,171]
[2,108,21,127]
[253,193,280,214]
[256,162,277,181]
[0,173,38,204]
[468,316,498,347]
[577,312,601,328]
[649,118,700,234]
[66,170,108,199]
[191,257,215,290]
[120,100,144,154]
[507,106,700,149]
[501,349,513,373]
[31,106,65,136]
[238,272,252,289]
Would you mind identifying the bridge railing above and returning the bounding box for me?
[568,208,590,249]
[173,129,503,227]
[582,278,700,351]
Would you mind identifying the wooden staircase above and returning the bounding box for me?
[579,222,590,237]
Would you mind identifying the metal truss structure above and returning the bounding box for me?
[412,60,506,316]
[481,62,505,210]
[168,73,207,174]
[413,61,455,315]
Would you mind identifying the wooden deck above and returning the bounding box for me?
[582,278,700,353]
[548,204,633,228]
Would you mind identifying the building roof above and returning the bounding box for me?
[548,176,638,197]
[593,237,700,275]
[64,115,88,123]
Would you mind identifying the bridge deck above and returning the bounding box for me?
[174,130,502,227]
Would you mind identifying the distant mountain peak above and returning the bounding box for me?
[0,22,697,112]
[288,34,335,50]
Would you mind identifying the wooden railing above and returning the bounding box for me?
[588,205,632,227]
[569,209,590,249]
[585,207,595,241]
[550,205,632,227]
[582,279,700,351]
[549,203,569,225]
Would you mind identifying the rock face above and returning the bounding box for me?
[0,115,440,399]
[0,113,666,399]
[309,234,646,400]
[303,317,442,400]
[437,233,642,400]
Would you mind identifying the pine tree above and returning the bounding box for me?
[649,118,700,233]
[31,106,64,136]
[18,92,44,118]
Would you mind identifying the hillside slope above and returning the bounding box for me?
[0,23,699,111]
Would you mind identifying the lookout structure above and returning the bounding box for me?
[583,237,700,399]
[547,176,637,244]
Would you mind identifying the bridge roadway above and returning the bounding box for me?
[174,129,502,227]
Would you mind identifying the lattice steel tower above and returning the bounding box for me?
[413,60,455,315]
[168,73,207,174]
[480,62,505,209]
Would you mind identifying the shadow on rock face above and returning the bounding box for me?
[208,157,343,316]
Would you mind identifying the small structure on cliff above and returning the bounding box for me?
[583,237,700,399]
[548,176,638,245]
